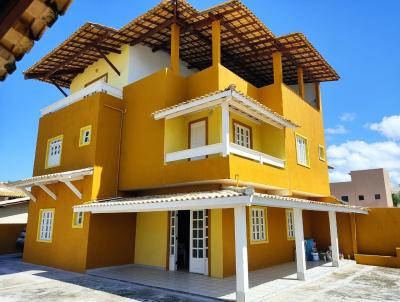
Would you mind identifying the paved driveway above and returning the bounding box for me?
[0,255,211,302]
[0,255,399,302]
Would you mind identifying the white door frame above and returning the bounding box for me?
[189,209,209,275]
[169,211,178,271]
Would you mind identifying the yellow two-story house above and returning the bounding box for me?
[6,1,367,301]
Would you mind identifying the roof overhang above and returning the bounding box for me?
[74,189,368,215]
[0,197,30,208]
[4,167,93,202]
[153,86,297,129]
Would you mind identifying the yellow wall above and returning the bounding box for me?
[355,208,400,256]
[210,209,223,278]
[70,45,130,93]
[25,92,125,272]
[134,211,168,268]
[0,223,25,254]
[86,213,136,269]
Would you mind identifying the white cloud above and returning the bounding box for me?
[325,125,348,135]
[340,112,356,122]
[327,140,400,186]
[369,115,400,141]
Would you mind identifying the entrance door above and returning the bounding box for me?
[189,210,209,275]
[169,211,178,271]
[189,119,207,160]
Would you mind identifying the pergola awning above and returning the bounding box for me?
[24,0,339,89]
[153,84,298,129]
[74,187,368,215]
[4,167,93,202]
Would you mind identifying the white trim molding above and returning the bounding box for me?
[41,81,122,116]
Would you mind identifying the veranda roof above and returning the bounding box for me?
[153,84,298,129]
[24,0,339,89]
[74,187,368,215]
[0,0,73,82]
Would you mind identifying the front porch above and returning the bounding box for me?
[88,260,355,301]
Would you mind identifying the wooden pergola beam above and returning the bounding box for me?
[25,68,84,79]
[96,47,120,76]
[50,78,68,97]
[130,18,175,46]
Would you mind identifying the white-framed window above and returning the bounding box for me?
[46,135,63,168]
[318,144,326,161]
[234,122,251,148]
[295,134,309,167]
[72,211,84,228]
[286,209,295,240]
[37,209,55,242]
[250,207,267,243]
[79,125,92,147]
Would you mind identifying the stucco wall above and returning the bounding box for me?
[0,223,25,254]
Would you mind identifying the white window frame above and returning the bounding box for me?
[234,121,252,149]
[286,209,295,240]
[72,211,84,228]
[46,135,63,169]
[37,209,55,242]
[295,133,309,167]
[249,207,268,244]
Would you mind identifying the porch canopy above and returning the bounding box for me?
[74,187,366,302]
[4,167,94,202]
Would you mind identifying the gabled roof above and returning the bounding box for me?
[0,0,73,82]
[153,84,298,129]
[24,0,339,88]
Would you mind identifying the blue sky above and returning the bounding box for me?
[1,0,400,186]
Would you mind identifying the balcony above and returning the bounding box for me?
[153,85,297,170]
[41,80,122,116]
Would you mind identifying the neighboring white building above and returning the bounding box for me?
[330,168,393,208]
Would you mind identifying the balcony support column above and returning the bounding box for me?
[221,101,230,157]
[170,23,180,74]
[297,66,305,99]
[272,51,283,85]
[212,20,221,67]
[329,211,340,267]
[294,208,307,280]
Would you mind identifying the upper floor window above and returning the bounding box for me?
[295,134,309,167]
[46,135,63,168]
[358,195,365,201]
[375,194,381,200]
[72,211,84,228]
[318,144,326,161]
[79,125,92,147]
[341,195,349,202]
[250,207,268,243]
[286,209,295,240]
[37,208,55,242]
[234,121,252,149]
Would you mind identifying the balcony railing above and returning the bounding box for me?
[41,81,123,116]
[165,143,284,169]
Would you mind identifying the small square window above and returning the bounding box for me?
[72,211,84,228]
[358,195,364,201]
[318,145,326,161]
[375,194,381,200]
[341,196,349,202]
[79,125,92,147]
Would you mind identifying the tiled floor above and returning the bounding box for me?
[88,260,355,301]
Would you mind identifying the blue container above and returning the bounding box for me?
[305,239,315,261]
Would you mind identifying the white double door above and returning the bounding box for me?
[169,210,208,275]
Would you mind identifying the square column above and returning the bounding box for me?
[234,206,249,302]
[170,23,180,74]
[221,101,230,156]
[212,20,221,66]
[272,51,283,85]
[297,66,305,99]
[329,211,340,267]
[293,208,306,280]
